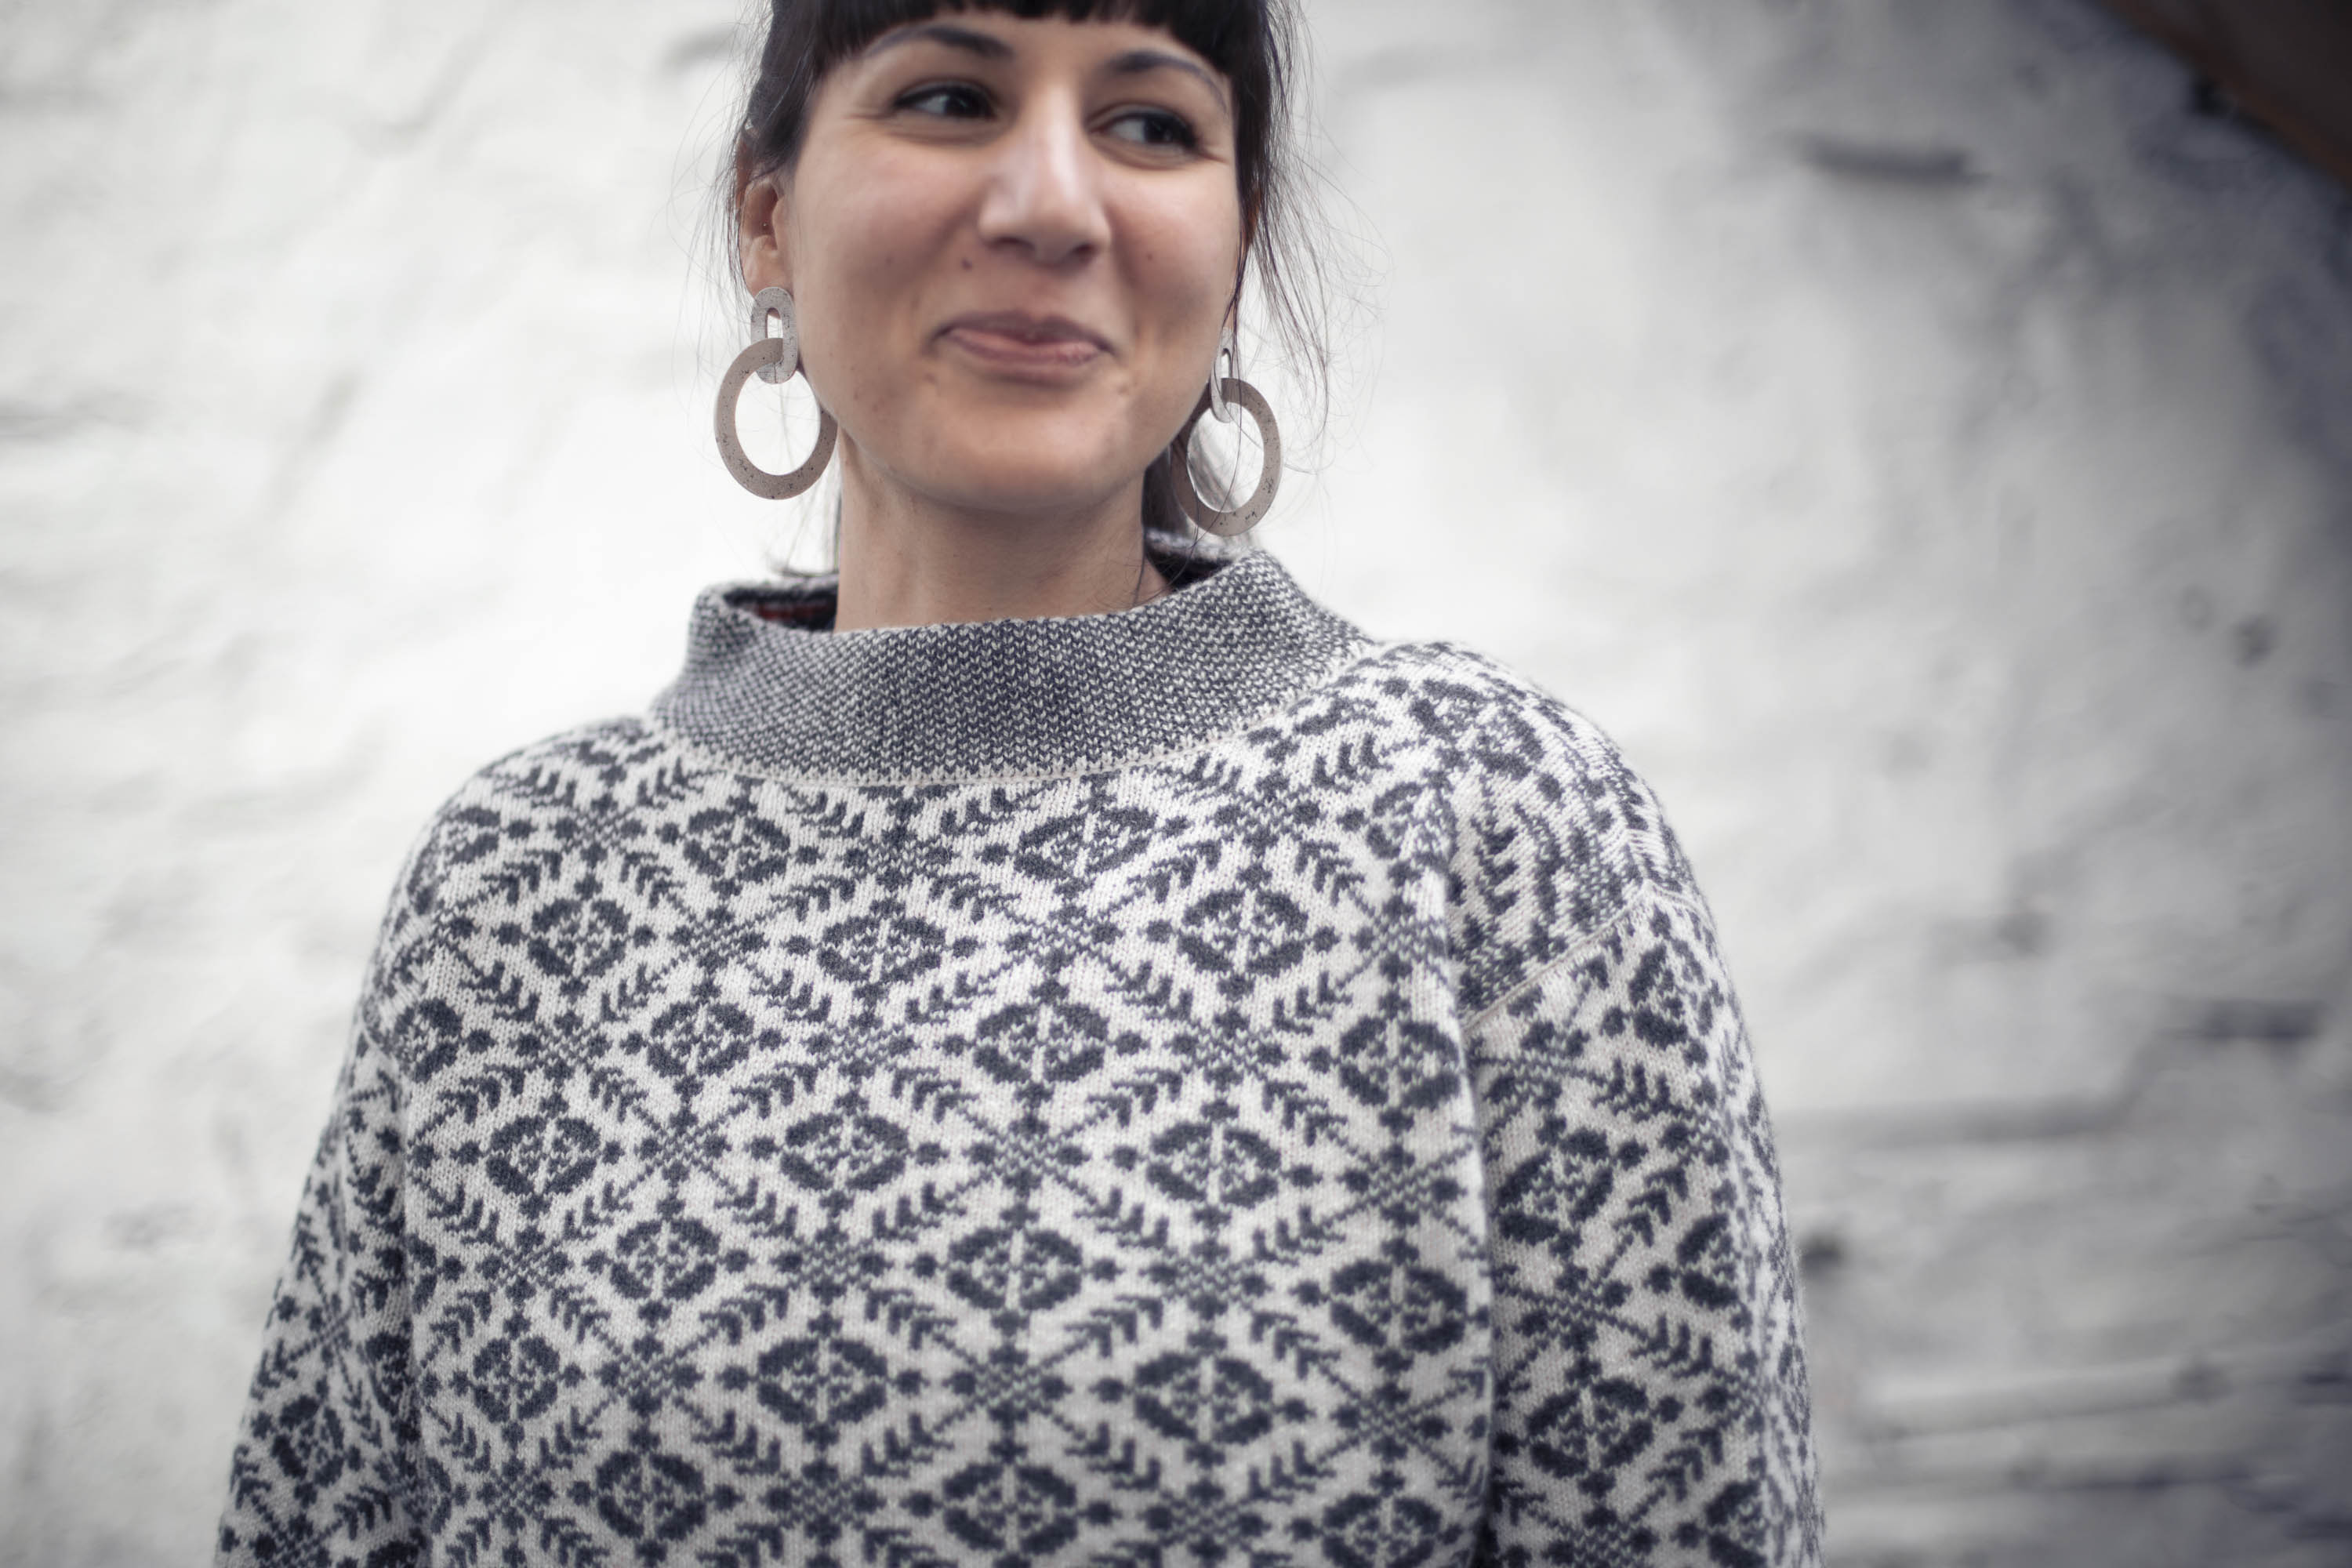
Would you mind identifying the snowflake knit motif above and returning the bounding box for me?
[217,550,1820,1568]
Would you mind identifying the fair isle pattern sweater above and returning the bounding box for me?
[218,552,1820,1568]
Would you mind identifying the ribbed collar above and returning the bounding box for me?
[649,551,1370,783]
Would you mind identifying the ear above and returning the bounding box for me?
[735,138,792,294]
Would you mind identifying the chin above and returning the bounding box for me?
[903,419,1151,521]
[924,465,1134,522]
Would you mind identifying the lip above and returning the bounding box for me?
[938,310,1113,371]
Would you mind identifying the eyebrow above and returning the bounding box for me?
[1105,47,1230,109]
[862,25,1231,111]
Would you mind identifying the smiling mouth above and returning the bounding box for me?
[940,312,1112,370]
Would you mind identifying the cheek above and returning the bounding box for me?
[1127,191,1244,341]
[790,157,960,380]
[1123,201,1244,419]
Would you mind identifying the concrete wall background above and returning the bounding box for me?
[2,0,2347,1562]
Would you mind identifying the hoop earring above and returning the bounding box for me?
[1171,376,1281,536]
[716,286,837,499]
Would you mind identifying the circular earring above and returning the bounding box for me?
[716,286,837,499]
[1171,373,1281,537]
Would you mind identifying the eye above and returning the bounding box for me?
[895,82,993,120]
[1102,107,1200,151]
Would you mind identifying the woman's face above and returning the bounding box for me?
[741,13,1243,522]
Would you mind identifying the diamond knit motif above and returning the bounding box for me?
[217,553,1820,1567]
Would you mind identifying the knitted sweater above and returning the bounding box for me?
[217,551,1820,1568]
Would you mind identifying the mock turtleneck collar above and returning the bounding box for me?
[649,551,1370,783]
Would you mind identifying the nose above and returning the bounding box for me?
[975,91,1110,268]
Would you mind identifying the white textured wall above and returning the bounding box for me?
[2,0,2348,1563]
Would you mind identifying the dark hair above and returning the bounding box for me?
[724,0,1330,541]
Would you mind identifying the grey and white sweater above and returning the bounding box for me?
[217,550,1820,1568]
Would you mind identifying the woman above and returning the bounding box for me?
[217,2,1820,1563]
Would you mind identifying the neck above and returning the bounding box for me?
[832,441,1171,631]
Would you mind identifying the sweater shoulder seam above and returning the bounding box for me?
[1462,884,1712,1034]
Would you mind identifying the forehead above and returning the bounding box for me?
[855,10,1222,78]
[812,0,1240,71]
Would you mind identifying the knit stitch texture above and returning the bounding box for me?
[217,551,1820,1567]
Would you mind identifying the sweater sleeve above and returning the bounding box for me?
[1468,887,1820,1567]
[216,848,435,1565]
